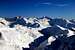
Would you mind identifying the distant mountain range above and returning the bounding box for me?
[0,16,75,50]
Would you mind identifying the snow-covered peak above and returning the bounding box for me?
[0,16,75,50]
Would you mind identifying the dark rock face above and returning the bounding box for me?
[70,19,75,24]
[0,32,2,38]
[27,25,69,50]
[45,38,62,50]
[67,23,75,28]
[26,23,40,28]
[23,35,75,50]
[5,17,17,22]
[48,18,67,28]
[0,22,5,25]
[7,16,40,28]
[29,36,49,49]
[48,18,75,31]
[22,48,30,50]
[9,17,26,28]
[67,35,75,50]
[38,25,68,37]
[31,23,40,28]
[45,35,75,50]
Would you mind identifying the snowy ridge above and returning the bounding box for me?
[0,16,75,50]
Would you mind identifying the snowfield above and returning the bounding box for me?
[0,16,75,50]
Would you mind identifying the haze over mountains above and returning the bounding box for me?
[0,16,75,50]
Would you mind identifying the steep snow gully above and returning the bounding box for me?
[0,16,75,50]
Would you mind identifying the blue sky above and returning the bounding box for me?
[0,0,75,19]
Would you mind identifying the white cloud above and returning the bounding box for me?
[40,2,52,5]
[36,2,69,7]
[55,4,69,7]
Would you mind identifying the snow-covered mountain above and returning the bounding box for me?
[0,16,75,50]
